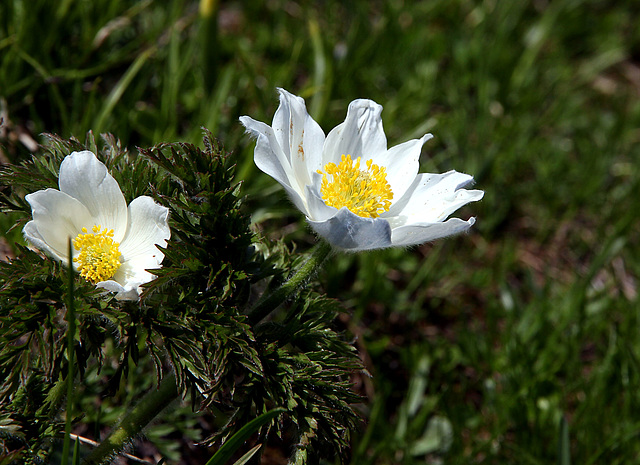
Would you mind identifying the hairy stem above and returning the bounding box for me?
[82,372,178,465]
[248,240,333,325]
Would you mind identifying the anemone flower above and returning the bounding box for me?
[23,150,170,300]
[240,89,484,251]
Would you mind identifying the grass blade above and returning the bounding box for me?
[558,416,570,465]
[231,444,263,465]
[73,436,80,465]
[205,408,285,465]
[93,46,156,134]
[61,239,77,464]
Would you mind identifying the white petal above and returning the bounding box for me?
[23,220,67,262]
[24,189,93,260]
[303,172,337,222]
[273,88,326,187]
[118,196,170,265]
[108,254,157,299]
[58,151,128,240]
[323,99,387,165]
[373,134,433,201]
[95,279,140,301]
[281,183,312,217]
[240,115,311,216]
[390,218,476,247]
[385,171,484,224]
[308,207,392,251]
[240,116,295,190]
[103,196,169,300]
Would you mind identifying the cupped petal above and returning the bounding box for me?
[385,171,484,224]
[281,182,312,217]
[241,114,314,216]
[390,217,476,247]
[118,196,170,265]
[240,116,297,191]
[58,151,128,241]
[106,253,158,300]
[308,207,392,251]
[323,99,387,165]
[104,196,170,300]
[303,171,338,222]
[273,88,326,187]
[23,220,72,264]
[374,134,433,201]
[24,188,93,260]
[112,255,156,288]
[95,279,140,301]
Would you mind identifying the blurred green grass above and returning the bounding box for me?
[2,0,640,463]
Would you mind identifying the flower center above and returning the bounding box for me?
[317,154,393,218]
[73,225,122,283]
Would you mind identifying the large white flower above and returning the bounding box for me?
[240,88,484,251]
[23,150,171,300]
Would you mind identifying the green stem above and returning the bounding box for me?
[82,373,178,465]
[248,240,333,325]
[62,240,76,464]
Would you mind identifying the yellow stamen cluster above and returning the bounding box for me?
[317,154,393,218]
[73,225,122,283]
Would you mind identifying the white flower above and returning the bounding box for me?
[23,150,171,300]
[240,89,484,251]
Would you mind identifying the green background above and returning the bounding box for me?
[1,1,640,463]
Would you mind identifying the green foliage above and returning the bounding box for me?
[0,133,362,463]
[210,292,362,462]
[205,408,285,465]
[2,0,640,464]
[0,373,64,465]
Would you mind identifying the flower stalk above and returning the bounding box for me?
[82,372,178,465]
[248,240,333,325]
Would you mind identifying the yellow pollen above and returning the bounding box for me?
[73,225,122,283]
[317,154,393,218]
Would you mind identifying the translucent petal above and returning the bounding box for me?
[108,252,157,299]
[385,171,483,224]
[95,279,139,301]
[372,134,433,201]
[273,88,326,188]
[23,221,68,262]
[390,218,476,247]
[118,196,170,264]
[58,151,128,241]
[281,183,312,217]
[98,196,170,300]
[24,188,93,260]
[241,114,311,215]
[240,116,295,191]
[323,99,387,165]
[112,255,156,290]
[308,207,392,251]
[304,172,337,222]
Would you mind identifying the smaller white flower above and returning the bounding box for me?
[240,89,484,251]
[23,150,171,300]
